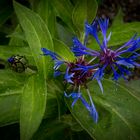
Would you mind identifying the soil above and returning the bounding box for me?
[97,0,140,22]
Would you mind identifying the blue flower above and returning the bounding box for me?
[41,47,99,122]
[72,18,140,86]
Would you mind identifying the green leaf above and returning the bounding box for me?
[20,74,47,140]
[14,1,53,75]
[65,79,140,140]
[13,2,54,140]
[0,70,62,127]
[0,70,27,94]
[8,25,27,47]
[56,23,74,46]
[53,39,75,62]
[0,70,26,126]
[51,0,75,32]
[125,80,140,93]
[112,8,124,28]
[108,10,140,47]
[0,92,21,126]
[32,0,57,37]
[119,79,140,94]
[108,22,140,47]
[0,90,60,127]
[72,0,98,32]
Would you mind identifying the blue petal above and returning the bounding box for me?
[130,62,140,67]
[73,64,99,71]
[71,37,88,56]
[77,96,90,111]
[54,60,64,70]
[64,91,98,123]
[96,79,103,93]
[114,63,131,80]
[80,95,98,123]
[115,34,137,53]
[92,65,107,93]
[41,48,60,60]
[85,21,102,48]
[116,39,140,55]
[92,64,107,80]
[86,91,98,123]
[64,92,82,108]
[116,59,135,68]
[54,70,61,77]
[98,18,109,48]
[64,68,74,84]
[111,65,121,80]
[72,37,99,56]
[64,91,81,99]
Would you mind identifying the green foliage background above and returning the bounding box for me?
[0,0,140,140]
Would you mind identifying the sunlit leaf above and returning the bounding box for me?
[32,0,56,37]
[14,2,54,140]
[14,1,53,75]
[51,0,75,33]
[53,39,75,62]
[72,0,98,33]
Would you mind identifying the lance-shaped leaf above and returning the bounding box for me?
[14,1,53,75]
[53,39,75,62]
[13,2,53,140]
[72,0,98,32]
[51,0,75,33]
[20,74,47,140]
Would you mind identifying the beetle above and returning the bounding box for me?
[8,55,28,73]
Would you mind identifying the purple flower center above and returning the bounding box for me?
[100,49,116,65]
[67,58,95,86]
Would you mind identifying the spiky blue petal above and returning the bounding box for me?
[64,68,74,84]
[85,20,101,47]
[71,37,99,56]
[64,92,98,123]
[54,70,61,77]
[98,18,109,48]
[41,48,64,76]
[41,48,60,60]
[54,60,64,70]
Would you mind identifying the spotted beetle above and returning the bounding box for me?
[8,55,28,73]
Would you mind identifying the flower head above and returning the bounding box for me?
[72,18,140,83]
[41,47,99,123]
[41,18,140,123]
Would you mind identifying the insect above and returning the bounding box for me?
[8,55,28,73]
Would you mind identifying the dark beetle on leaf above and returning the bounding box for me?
[8,55,28,73]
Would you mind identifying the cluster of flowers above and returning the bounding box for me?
[42,18,140,123]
